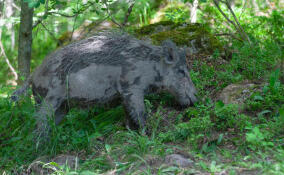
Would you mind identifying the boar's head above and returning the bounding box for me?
[160,40,198,107]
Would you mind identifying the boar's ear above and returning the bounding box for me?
[162,40,179,65]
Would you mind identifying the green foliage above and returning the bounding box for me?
[157,102,214,144]
[214,102,251,131]
[164,5,189,23]
[49,106,124,153]
[255,10,284,44]
[245,126,274,151]
[0,90,36,170]
[230,41,279,80]
[247,69,284,114]
[24,0,45,8]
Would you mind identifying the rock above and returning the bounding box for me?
[165,154,194,168]
[218,81,261,110]
[28,154,79,175]
[134,21,224,56]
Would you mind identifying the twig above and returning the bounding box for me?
[48,11,77,18]
[104,1,122,28]
[40,23,60,45]
[215,33,242,41]
[0,30,18,81]
[70,0,80,42]
[110,17,123,28]
[12,2,21,11]
[213,0,241,33]
[33,0,49,28]
[239,0,248,19]
[224,0,251,44]
[122,1,136,27]
[85,15,110,34]
[49,1,96,18]
[34,0,95,29]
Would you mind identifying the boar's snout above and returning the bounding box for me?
[179,90,197,108]
[188,93,197,106]
[177,80,198,108]
[190,93,198,105]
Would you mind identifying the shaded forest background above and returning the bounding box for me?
[0,0,283,174]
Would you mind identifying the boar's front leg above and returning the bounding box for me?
[122,90,147,129]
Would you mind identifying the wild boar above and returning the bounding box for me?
[12,31,197,139]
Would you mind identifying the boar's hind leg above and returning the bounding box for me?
[122,90,147,129]
[34,95,64,141]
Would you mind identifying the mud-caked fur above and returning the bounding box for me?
[12,31,197,139]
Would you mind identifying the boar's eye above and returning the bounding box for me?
[178,69,186,76]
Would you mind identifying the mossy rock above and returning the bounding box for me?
[218,81,262,112]
[135,21,223,54]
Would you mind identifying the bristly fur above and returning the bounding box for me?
[52,32,164,81]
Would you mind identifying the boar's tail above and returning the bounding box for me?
[11,76,32,102]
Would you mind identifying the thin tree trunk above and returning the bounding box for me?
[5,0,15,49]
[0,1,4,16]
[0,30,18,83]
[229,0,235,8]
[251,0,259,13]
[0,2,18,83]
[190,0,198,23]
[18,0,33,83]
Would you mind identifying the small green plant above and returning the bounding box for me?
[164,7,189,23]
[245,126,274,151]
[214,101,251,131]
[247,69,284,117]
[0,89,37,171]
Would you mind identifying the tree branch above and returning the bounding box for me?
[0,30,18,81]
[122,1,135,27]
[70,0,80,41]
[33,0,49,28]
[104,2,122,28]
[213,0,250,44]
[48,11,77,18]
[215,32,243,41]
[224,0,251,43]
[40,22,60,45]
[34,0,96,28]
[12,2,21,11]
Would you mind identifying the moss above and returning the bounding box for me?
[143,22,223,54]
[151,30,191,46]
[135,21,176,36]
[58,31,72,47]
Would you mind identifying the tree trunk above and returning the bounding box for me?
[5,0,15,49]
[190,0,198,23]
[229,0,235,8]
[18,0,33,83]
[0,1,4,16]
[251,0,259,13]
